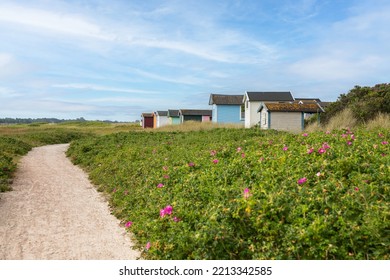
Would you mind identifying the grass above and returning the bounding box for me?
[2,118,389,259]
[0,121,140,192]
[67,126,389,260]
[366,113,390,130]
[153,121,244,132]
[305,109,390,132]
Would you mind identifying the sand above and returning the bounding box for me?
[0,144,140,260]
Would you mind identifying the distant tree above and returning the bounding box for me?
[322,83,390,125]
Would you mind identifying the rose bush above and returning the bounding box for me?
[67,128,389,259]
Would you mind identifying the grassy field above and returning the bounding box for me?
[0,121,140,192]
[66,125,389,260]
[1,120,389,259]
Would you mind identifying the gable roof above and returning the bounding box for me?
[167,109,179,117]
[259,102,324,113]
[245,91,294,102]
[209,94,244,105]
[318,101,332,108]
[155,111,168,116]
[141,113,154,117]
[179,109,212,116]
[295,97,322,103]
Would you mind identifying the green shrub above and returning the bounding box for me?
[322,83,390,125]
[0,128,92,192]
[0,137,32,192]
[67,127,389,260]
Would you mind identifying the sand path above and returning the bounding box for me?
[0,144,140,260]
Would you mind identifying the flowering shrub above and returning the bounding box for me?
[67,128,389,260]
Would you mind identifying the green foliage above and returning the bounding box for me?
[67,128,389,260]
[11,129,92,146]
[0,126,93,192]
[322,83,390,125]
[0,137,32,192]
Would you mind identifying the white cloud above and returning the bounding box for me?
[287,3,390,83]
[0,52,31,78]
[0,4,113,40]
[0,3,277,65]
[0,86,16,97]
[52,83,158,94]
[278,0,320,23]
[0,53,12,67]
[289,54,382,81]
[128,68,205,85]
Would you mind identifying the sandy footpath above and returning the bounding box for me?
[0,144,140,260]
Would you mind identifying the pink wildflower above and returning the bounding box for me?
[382,141,388,145]
[316,172,321,177]
[212,159,219,164]
[173,216,181,222]
[188,162,195,167]
[322,143,331,149]
[297,177,307,185]
[318,148,326,154]
[113,188,117,193]
[125,221,133,228]
[243,188,251,199]
[163,175,170,179]
[302,133,308,137]
[237,147,242,152]
[241,153,245,158]
[307,148,314,154]
[157,183,164,188]
[210,150,217,156]
[283,146,288,151]
[378,133,384,137]
[160,205,173,217]
[325,131,331,134]
[145,242,151,250]
[347,141,353,145]
[354,187,359,191]
[164,205,173,215]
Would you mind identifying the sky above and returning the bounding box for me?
[0,0,389,122]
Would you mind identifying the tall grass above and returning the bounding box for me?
[154,121,244,132]
[366,112,390,130]
[305,108,389,132]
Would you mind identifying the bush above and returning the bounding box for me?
[322,83,390,125]
[0,128,92,192]
[67,128,389,259]
[0,137,32,192]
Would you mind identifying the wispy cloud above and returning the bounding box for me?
[0,1,388,121]
[1,1,279,70]
[52,84,159,94]
[0,3,113,40]
[288,2,390,85]
[289,54,382,81]
[128,68,205,85]
[277,0,321,23]
[0,52,31,78]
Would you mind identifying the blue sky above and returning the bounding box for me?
[0,0,389,121]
